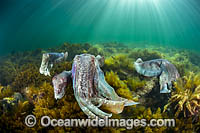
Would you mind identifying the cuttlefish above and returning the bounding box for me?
[134,58,180,93]
[40,52,139,118]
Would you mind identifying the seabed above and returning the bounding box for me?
[0,42,200,132]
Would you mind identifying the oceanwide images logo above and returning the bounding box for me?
[25,115,175,129]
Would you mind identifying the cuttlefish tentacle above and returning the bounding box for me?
[97,67,121,100]
[159,66,171,93]
[75,96,97,118]
[76,95,112,118]
[134,58,180,93]
[159,72,170,93]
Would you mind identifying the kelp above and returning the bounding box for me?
[128,49,163,61]
[23,82,86,132]
[0,85,14,100]
[12,63,50,91]
[105,71,134,100]
[127,77,147,92]
[0,60,18,86]
[54,43,92,61]
[164,72,200,118]
[166,52,200,76]
[127,107,169,132]
[104,54,134,79]
[0,92,32,132]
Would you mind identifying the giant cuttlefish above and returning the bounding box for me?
[40,52,139,118]
[134,58,180,93]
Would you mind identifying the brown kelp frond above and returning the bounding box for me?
[164,72,200,117]
[105,71,134,100]
[128,49,163,61]
[104,54,134,79]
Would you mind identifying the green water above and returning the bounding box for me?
[1,0,200,55]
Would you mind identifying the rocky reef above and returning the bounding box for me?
[0,43,200,132]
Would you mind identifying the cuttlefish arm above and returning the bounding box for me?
[159,60,180,93]
[159,69,171,93]
[95,63,139,114]
[39,52,68,76]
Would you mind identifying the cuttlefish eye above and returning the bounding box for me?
[57,86,62,94]
[135,58,143,63]
[53,75,57,80]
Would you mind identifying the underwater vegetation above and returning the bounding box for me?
[0,60,18,86]
[104,54,134,79]
[0,43,200,132]
[0,91,32,132]
[128,49,163,61]
[105,71,134,100]
[26,82,86,132]
[162,72,200,132]
[12,63,51,91]
[164,72,200,117]
[135,107,168,132]
[0,84,14,100]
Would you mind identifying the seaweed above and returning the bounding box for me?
[105,71,134,100]
[104,54,134,79]
[187,51,200,66]
[54,43,93,61]
[0,43,200,132]
[0,60,18,86]
[23,82,86,132]
[128,107,169,132]
[0,92,33,132]
[166,52,200,76]
[127,77,147,92]
[0,85,14,100]
[164,72,200,118]
[12,63,50,91]
[87,46,104,56]
[128,49,163,61]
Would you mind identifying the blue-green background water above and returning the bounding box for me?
[0,0,200,55]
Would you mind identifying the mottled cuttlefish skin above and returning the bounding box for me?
[52,71,71,100]
[40,52,68,76]
[134,58,180,93]
[40,52,139,118]
[72,54,138,118]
